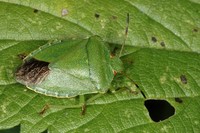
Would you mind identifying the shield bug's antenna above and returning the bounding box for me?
[119,13,129,57]
[118,14,146,99]
[121,72,146,99]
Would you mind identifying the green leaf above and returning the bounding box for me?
[0,0,200,133]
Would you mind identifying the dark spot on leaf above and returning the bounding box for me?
[113,70,118,76]
[144,99,175,122]
[151,37,157,43]
[15,58,50,85]
[193,28,198,32]
[33,9,39,13]
[180,75,187,84]
[95,13,100,19]
[61,8,68,16]
[175,98,183,103]
[112,15,118,20]
[160,42,165,47]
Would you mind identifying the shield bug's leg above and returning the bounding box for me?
[38,104,85,116]
[86,93,105,103]
[81,104,86,115]
[17,53,27,60]
[39,104,50,115]
[80,93,106,115]
[79,95,87,115]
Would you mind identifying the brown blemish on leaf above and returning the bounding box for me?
[175,98,183,103]
[180,75,187,84]
[110,54,114,59]
[113,70,117,76]
[160,42,165,47]
[15,58,50,85]
[94,13,100,19]
[39,104,50,115]
[130,90,139,95]
[112,15,117,20]
[193,28,198,32]
[33,9,39,13]
[151,37,157,43]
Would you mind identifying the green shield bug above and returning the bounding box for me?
[15,13,143,114]
[16,36,123,98]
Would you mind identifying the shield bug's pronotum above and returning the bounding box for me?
[15,13,143,114]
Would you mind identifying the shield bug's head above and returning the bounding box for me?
[15,58,50,85]
[110,13,130,76]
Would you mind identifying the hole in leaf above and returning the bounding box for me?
[180,75,187,84]
[144,99,175,122]
[95,13,100,19]
[175,97,183,103]
[151,37,157,43]
[160,41,165,47]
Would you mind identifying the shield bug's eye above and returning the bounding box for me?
[15,59,50,85]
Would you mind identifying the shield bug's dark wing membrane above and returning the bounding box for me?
[15,59,50,85]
